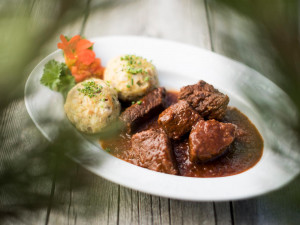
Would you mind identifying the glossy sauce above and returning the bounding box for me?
[101,91,264,177]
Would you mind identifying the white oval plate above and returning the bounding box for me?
[25,36,300,201]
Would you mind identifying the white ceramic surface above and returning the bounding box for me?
[25,36,300,201]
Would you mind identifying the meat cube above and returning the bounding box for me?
[130,129,178,175]
[158,100,202,140]
[189,120,236,162]
[179,80,229,120]
[120,87,166,133]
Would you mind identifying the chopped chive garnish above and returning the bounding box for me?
[137,100,142,105]
[77,80,103,98]
[127,67,143,74]
[126,84,131,88]
[144,76,149,81]
[120,55,151,75]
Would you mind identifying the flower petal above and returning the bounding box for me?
[76,39,94,52]
[78,50,95,65]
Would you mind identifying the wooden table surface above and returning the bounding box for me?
[1,0,300,224]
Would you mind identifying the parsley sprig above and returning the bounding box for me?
[40,59,75,96]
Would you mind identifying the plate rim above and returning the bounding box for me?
[24,35,299,201]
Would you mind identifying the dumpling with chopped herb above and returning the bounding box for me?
[64,78,121,134]
[104,55,159,101]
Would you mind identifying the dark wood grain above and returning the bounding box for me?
[170,200,215,225]
[213,202,232,225]
[119,188,140,225]
[152,196,170,225]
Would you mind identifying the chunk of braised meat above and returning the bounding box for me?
[179,80,229,120]
[158,100,202,140]
[130,128,178,175]
[120,87,166,133]
[189,120,236,162]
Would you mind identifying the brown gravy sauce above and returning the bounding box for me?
[101,91,264,177]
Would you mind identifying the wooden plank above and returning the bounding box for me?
[0,1,60,224]
[232,176,300,225]
[45,0,222,225]
[206,0,300,225]
[40,0,124,224]
[139,192,153,225]
[151,196,170,225]
[204,0,279,80]
[48,167,119,225]
[119,188,139,225]
[27,1,92,225]
[231,199,257,225]
[46,163,77,225]
[140,0,211,48]
[213,202,232,225]
[169,200,215,225]
[42,2,119,224]
[84,0,147,37]
[119,190,172,225]
[0,99,52,225]
[204,0,261,223]
[85,0,211,49]
[202,1,233,224]
[81,0,217,225]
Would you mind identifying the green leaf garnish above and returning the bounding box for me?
[40,59,75,96]
[40,60,62,91]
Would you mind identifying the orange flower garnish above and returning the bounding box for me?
[57,35,80,60]
[76,39,93,52]
[71,58,104,82]
[78,49,96,65]
[57,34,104,82]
